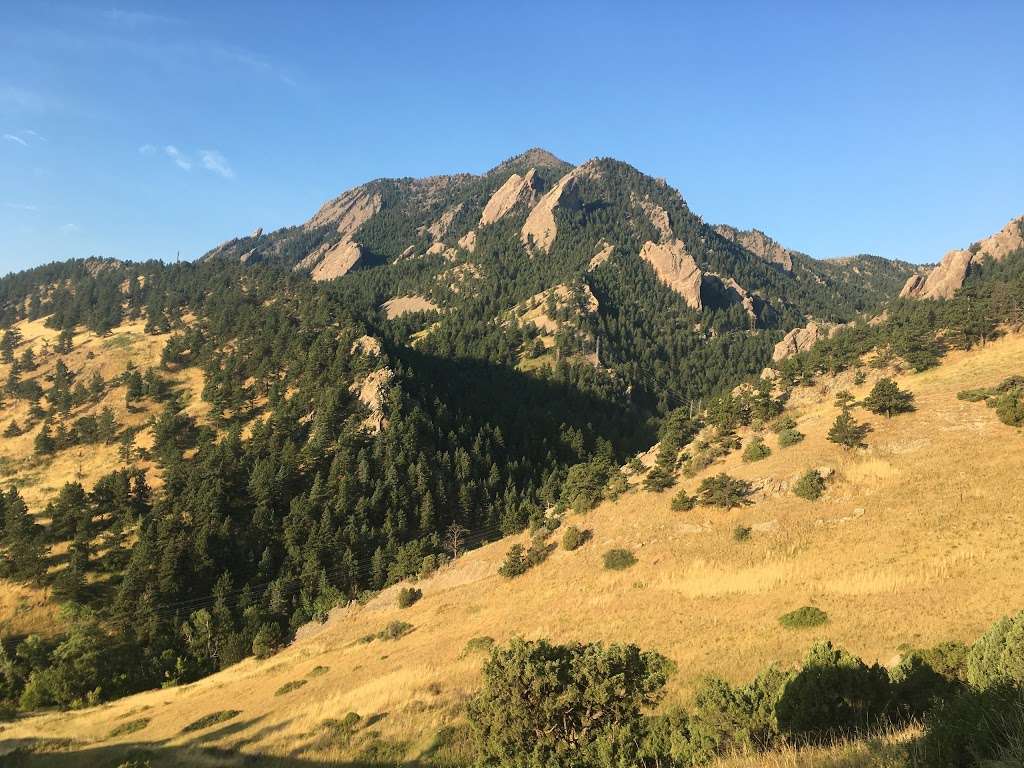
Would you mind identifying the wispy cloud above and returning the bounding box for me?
[103,9,180,26]
[3,134,28,147]
[163,145,191,170]
[60,223,80,233]
[138,143,156,155]
[3,203,39,212]
[22,129,46,142]
[200,149,234,179]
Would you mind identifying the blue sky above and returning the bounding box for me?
[1,1,1022,273]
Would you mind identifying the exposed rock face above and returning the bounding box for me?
[521,163,598,254]
[458,230,477,253]
[514,283,599,334]
[351,335,383,357]
[588,241,615,271]
[350,367,393,434]
[428,203,463,241]
[303,240,364,281]
[639,239,703,310]
[714,225,794,271]
[381,295,441,319]
[481,169,539,226]
[772,320,841,362]
[713,274,756,320]
[901,216,1024,300]
[633,195,673,242]
[305,187,381,237]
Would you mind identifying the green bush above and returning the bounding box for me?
[561,525,587,551]
[827,409,871,449]
[275,679,308,696]
[462,636,495,657]
[696,473,753,509]
[109,718,150,738]
[252,622,283,659]
[181,710,241,733]
[308,665,330,677]
[467,638,673,767]
[770,415,797,433]
[778,606,828,629]
[742,437,771,462]
[397,587,422,609]
[792,469,826,501]
[498,544,530,578]
[733,525,752,542]
[670,489,696,511]
[775,641,892,745]
[603,548,637,571]
[777,427,804,447]
[862,377,915,417]
[917,684,1024,768]
[379,621,413,641]
[965,611,1024,688]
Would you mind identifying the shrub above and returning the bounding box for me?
[525,534,553,567]
[777,427,804,447]
[696,473,753,509]
[181,710,241,733]
[109,718,150,738]
[792,469,826,501]
[308,665,329,677]
[917,683,1024,768]
[778,606,829,629]
[733,525,752,542]
[561,525,587,551]
[862,377,915,417]
[995,393,1024,427]
[834,390,855,409]
[379,621,413,641]
[322,712,362,745]
[498,544,529,578]
[775,641,893,745]
[742,437,771,462]
[462,636,495,657]
[965,610,1024,688]
[397,587,422,609]
[770,415,797,433]
[670,489,696,511]
[275,679,308,696]
[603,548,637,571]
[467,638,673,767]
[642,465,676,491]
[252,622,283,659]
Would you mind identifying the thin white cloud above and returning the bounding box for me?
[103,9,179,26]
[4,202,39,212]
[3,134,28,147]
[163,144,191,170]
[60,223,80,233]
[200,149,234,179]
[22,129,46,142]
[138,143,156,154]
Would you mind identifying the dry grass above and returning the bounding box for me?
[3,334,1024,765]
[0,317,207,638]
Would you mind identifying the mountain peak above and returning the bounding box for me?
[489,147,570,175]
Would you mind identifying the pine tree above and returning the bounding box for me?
[862,378,915,418]
[827,409,872,449]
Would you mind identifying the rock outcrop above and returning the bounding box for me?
[350,367,394,434]
[458,230,477,253]
[901,215,1024,300]
[305,187,381,237]
[639,239,702,310]
[381,295,441,319]
[521,164,598,254]
[481,169,539,226]
[772,320,841,362]
[299,240,364,281]
[634,196,673,242]
[428,203,463,241]
[588,241,614,271]
[714,225,794,272]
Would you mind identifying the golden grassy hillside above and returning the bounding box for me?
[0,318,206,639]
[2,333,1023,767]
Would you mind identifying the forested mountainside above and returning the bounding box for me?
[0,149,1008,728]
[1,211,1022,768]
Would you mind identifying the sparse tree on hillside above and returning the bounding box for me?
[827,409,871,449]
[862,378,915,418]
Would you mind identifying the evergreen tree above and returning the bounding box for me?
[862,378,915,418]
[827,409,872,449]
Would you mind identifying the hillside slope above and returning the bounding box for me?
[5,332,1023,766]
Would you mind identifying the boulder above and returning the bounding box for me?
[772,320,842,362]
